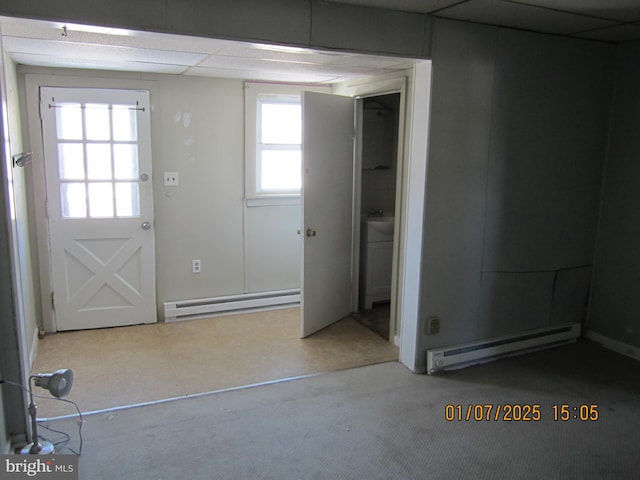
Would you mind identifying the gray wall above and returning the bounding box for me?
[589,41,640,349]
[419,19,614,355]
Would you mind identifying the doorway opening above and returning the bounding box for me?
[353,92,402,342]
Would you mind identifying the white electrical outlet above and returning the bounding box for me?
[192,259,201,273]
[164,172,179,186]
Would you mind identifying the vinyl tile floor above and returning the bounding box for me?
[32,308,398,418]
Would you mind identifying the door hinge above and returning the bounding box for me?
[51,292,55,310]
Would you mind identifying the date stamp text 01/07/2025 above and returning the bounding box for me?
[444,404,600,422]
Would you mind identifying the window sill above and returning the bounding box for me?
[245,196,300,207]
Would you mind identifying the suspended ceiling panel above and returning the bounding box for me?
[329,0,640,42]
[0,16,418,83]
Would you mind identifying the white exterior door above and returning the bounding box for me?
[301,91,355,337]
[41,87,156,331]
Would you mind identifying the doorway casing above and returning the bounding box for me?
[343,62,431,372]
[23,61,432,373]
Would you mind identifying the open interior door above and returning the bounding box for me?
[301,91,355,337]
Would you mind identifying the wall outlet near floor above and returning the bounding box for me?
[426,316,440,335]
[192,259,201,273]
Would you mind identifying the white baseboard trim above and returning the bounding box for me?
[585,330,640,361]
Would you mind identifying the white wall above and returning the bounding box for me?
[153,75,247,305]
[153,75,301,306]
[3,58,38,358]
[419,19,614,362]
[20,69,302,326]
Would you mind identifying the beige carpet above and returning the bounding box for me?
[32,308,398,418]
[40,340,640,479]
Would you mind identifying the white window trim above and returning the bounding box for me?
[244,81,330,206]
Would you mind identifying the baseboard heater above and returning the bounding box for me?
[426,322,581,374]
[164,289,300,322]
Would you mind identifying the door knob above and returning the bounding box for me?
[306,228,316,237]
[141,221,151,230]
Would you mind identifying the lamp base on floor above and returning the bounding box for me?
[20,440,55,455]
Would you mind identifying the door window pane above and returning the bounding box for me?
[58,143,85,180]
[115,182,140,217]
[85,104,111,140]
[112,105,137,141]
[56,104,83,140]
[86,144,112,180]
[61,183,87,218]
[88,183,114,218]
[261,150,301,191]
[261,102,301,144]
[113,144,139,180]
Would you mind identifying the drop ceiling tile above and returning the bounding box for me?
[0,16,226,54]
[510,0,640,23]
[185,65,338,83]
[214,43,319,62]
[9,52,188,74]
[217,42,412,69]
[197,54,376,78]
[3,37,208,66]
[437,0,617,35]
[0,14,415,82]
[321,0,464,14]
[572,23,640,43]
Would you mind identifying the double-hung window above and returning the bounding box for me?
[256,94,301,194]
[245,82,329,205]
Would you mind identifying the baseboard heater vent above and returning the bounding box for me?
[426,322,581,374]
[164,289,300,322]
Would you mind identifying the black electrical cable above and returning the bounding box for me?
[0,379,83,455]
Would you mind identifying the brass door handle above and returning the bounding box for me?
[306,228,317,237]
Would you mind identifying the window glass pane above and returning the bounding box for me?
[85,103,111,140]
[112,105,137,141]
[60,183,86,218]
[115,182,140,217]
[261,150,301,191]
[113,144,139,180]
[86,144,112,180]
[56,104,83,140]
[58,143,85,180]
[261,102,301,144]
[88,183,114,218]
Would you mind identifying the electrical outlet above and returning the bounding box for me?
[426,316,440,335]
[192,259,201,273]
[164,172,179,186]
